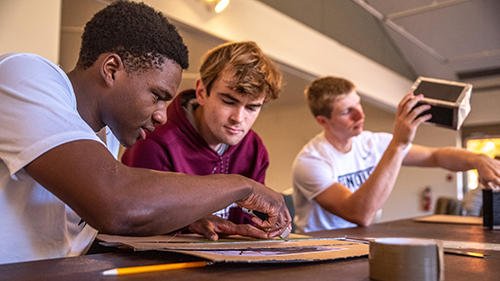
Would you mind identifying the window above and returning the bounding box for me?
[462,123,500,193]
[465,138,500,190]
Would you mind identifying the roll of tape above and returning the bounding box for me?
[369,238,444,281]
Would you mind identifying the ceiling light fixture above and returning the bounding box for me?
[205,0,230,13]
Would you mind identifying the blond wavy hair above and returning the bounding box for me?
[199,41,282,101]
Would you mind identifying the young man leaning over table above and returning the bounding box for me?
[122,41,284,241]
[292,76,500,233]
[0,0,290,265]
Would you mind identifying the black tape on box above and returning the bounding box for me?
[483,189,500,230]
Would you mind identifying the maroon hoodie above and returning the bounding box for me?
[122,90,269,224]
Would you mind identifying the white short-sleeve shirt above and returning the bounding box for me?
[292,130,408,233]
[0,53,105,264]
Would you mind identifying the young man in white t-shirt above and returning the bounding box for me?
[0,1,290,264]
[292,76,500,233]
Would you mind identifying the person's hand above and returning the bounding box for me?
[392,93,432,147]
[475,154,500,190]
[235,182,291,239]
[186,215,269,241]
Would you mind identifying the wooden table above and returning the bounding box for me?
[2,218,499,280]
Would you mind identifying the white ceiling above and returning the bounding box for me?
[353,0,500,91]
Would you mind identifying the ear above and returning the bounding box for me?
[195,79,207,106]
[315,115,329,127]
[100,54,124,87]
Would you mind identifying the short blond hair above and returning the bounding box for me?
[305,76,355,117]
[199,41,282,101]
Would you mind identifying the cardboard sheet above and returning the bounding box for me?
[97,233,369,263]
[413,214,482,225]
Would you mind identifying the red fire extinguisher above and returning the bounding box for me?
[422,186,432,211]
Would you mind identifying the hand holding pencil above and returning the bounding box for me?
[235,182,292,240]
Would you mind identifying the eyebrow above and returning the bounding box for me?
[220,93,264,107]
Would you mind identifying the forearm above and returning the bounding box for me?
[348,141,407,225]
[318,141,408,227]
[432,148,500,188]
[25,140,254,236]
[107,168,254,235]
[101,167,291,238]
[405,145,486,170]
[432,147,483,171]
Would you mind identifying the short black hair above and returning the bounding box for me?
[77,0,189,72]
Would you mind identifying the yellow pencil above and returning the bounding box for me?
[102,261,212,276]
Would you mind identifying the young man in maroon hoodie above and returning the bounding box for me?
[122,41,283,240]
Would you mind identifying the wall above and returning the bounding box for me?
[0,0,61,63]
[59,0,108,71]
[463,88,500,126]
[253,103,322,192]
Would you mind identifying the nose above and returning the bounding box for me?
[354,107,365,121]
[229,106,245,124]
[152,103,167,126]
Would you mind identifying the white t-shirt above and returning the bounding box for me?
[0,53,106,264]
[292,130,408,233]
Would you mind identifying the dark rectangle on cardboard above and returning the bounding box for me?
[413,81,464,102]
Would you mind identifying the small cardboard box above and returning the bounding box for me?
[411,77,472,130]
